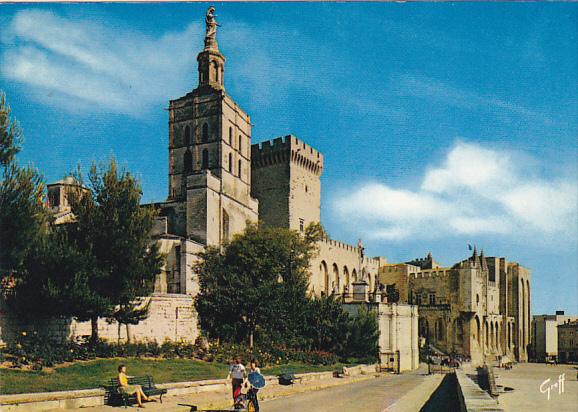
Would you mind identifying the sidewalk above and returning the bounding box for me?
[53,372,384,411]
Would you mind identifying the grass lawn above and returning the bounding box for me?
[0,359,353,395]
[0,358,228,395]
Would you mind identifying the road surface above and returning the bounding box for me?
[261,372,428,412]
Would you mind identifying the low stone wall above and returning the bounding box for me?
[0,389,104,412]
[455,369,504,412]
[384,374,444,411]
[0,364,379,411]
[0,294,197,347]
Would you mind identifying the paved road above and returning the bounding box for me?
[495,363,578,412]
[260,373,427,412]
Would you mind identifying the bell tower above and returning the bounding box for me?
[165,7,258,245]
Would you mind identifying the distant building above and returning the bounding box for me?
[557,320,578,363]
[532,311,578,362]
[379,249,531,363]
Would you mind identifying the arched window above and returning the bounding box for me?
[213,61,219,83]
[228,153,233,173]
[352,269,357,282]
[475,316,481,345]
[436,318,444,341]
[332,263,339,292]
[202,123,209,143]
[184,125,191,146]
[343,266,350,292]
[229,127,233,145]
[238,135,242,152]
[183,150,192,173]
[222,209,229,241]
[320,261,329,295]
[202,149,209,169]
[238,159,242,177]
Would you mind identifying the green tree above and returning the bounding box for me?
[342,306,380,361]
[195,222,323,347]
[302,295,350,353]
[0,91,49,279]
[10,226,110,321]
[65,159,164,341]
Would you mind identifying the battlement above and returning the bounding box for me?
[251,135,323,175]
[409,268,452,279]
[318,237,382,266]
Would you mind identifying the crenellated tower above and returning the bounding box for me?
[251,135,323,232]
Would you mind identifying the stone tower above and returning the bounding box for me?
[251,135,323,232]
[165,8,258,245]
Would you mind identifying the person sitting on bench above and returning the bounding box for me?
[117,364,157,408]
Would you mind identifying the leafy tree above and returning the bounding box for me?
[65,159,163,341]
[0,91,49,279]
[301,295,350,353]
[10,226,110,321]
[342,306,380,361]
[195,222,324,347]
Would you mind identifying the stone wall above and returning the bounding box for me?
[0,294,198,346]
[309,239,384,296]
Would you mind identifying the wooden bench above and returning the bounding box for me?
[104,375,167,407]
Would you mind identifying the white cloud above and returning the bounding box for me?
[333,141,577,244]
[1,10,202,117]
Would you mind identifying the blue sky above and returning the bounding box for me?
[0,3,576,315]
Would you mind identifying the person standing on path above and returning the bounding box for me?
[227,356,247,402]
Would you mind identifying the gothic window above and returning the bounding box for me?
[213,62,219,83]
[229,127,233,146]
[238,159,242,177]
[228,153,233,173]
[332,263,339,292]
[436,319,444,341]
[202,123,209,143]
[320,261,329,295]
[299,218,304,233]
[184,150,192,173]
[476,294,480,306]
[202,149,209,169]
[222,209,230,242]
[185,125,191,146]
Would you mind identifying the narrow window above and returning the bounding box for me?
[184,150,192,173]
[229,127,233,146]
[238,134,242,152]
[214,62,219,83]
[202,123,209,143]
[238,159,242,177]
[184,125,191,146]
[299,218,304,233]
[222,210,230,241]
[202,149,209,169]
[429,293,436,305]
[228,153,232,173]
